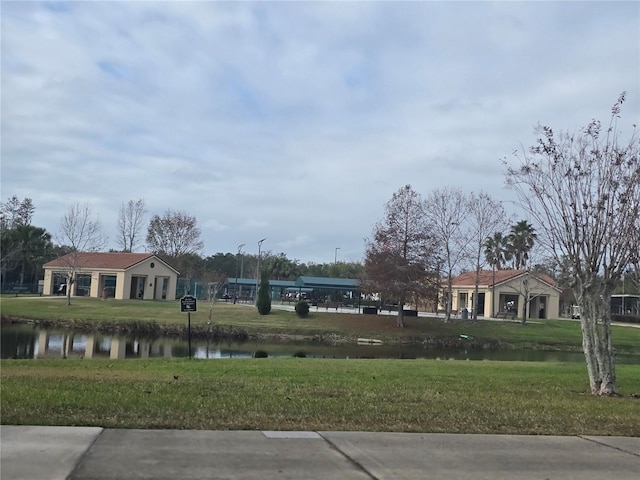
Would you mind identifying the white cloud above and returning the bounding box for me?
[2,1,638,264]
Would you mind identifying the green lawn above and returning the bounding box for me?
[2,358,639,435]
[2,296,640,352]
[3,297,640,436]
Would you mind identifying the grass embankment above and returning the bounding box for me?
[2,358,639,435]
[2,296,640,352]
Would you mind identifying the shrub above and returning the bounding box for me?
[295,300,310,318]
[256,271,271,315]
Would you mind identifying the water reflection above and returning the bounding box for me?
[2,325,640,364]
[33,331,178,360]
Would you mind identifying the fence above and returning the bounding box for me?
[175,279,224,300]
[1,283,41,295]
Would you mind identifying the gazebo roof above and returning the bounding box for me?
[451,270,557,289]
[44,252,178,273]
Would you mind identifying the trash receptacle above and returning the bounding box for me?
[461,307,469,320]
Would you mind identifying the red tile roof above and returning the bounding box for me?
[44,252,156,270]
[451,269,556,288]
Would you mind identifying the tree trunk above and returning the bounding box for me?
[444,273,453,323]
[520,275,529,325]
[66,274,72,306]
[580,294,617,395]
[19,257,26,285]
[472,270,480,322]
[396,294,405,328]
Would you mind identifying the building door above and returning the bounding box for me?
[458,292,468,311]
[502,294,519,314]
[472,292,486,317]
[129,276,146,299]
[538,296,547,319]
[99,274,117,299]
[75,274,91,297]
[153,277,169,300]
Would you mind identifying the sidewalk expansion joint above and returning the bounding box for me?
[66,427,106,480]
[318,434,381,480]
[578,435,640,458]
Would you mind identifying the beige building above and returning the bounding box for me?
[43,252,179,301]
[444,269,561,320]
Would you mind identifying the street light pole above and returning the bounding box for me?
[335,247,340,264]
[234,243,245,304]
[622,272,625,314]
[256,238,266,303]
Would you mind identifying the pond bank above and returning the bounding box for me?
[1,315,567,352]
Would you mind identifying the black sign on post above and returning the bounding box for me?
[181,295,197,312]
[181,295,197,359]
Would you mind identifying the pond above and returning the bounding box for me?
[2,325,640,364]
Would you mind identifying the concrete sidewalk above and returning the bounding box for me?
[1,426,639,480]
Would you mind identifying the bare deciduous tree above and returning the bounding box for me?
[424,187,470,322]
[466,192,509,321]
[629,220,640,294]
[146,210,204,258]
[57,203,106,306]
[505,92,640,395]
[364,185,438,327]
[1,195,35,230]
[116,198,147,252]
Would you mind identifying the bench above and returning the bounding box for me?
[317,302,341,310]
[496,311,517,320]
[9,286,31,297]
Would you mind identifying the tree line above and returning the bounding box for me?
[0,196,363,291]
[362,185,544,326]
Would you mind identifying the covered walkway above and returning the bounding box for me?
[220,276,360,304]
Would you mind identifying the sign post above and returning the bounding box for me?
[180,295,197,359]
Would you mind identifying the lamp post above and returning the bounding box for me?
[255,238,266,303]
[240,252,245,279]
[234,243,245,304]
[622,272,625,314]
[334,247,340,264]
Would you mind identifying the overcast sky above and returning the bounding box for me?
[2,1,639,264]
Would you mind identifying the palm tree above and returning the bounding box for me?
[484,232,511,270]
[484,231,511,318]
[508,220,537,269]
